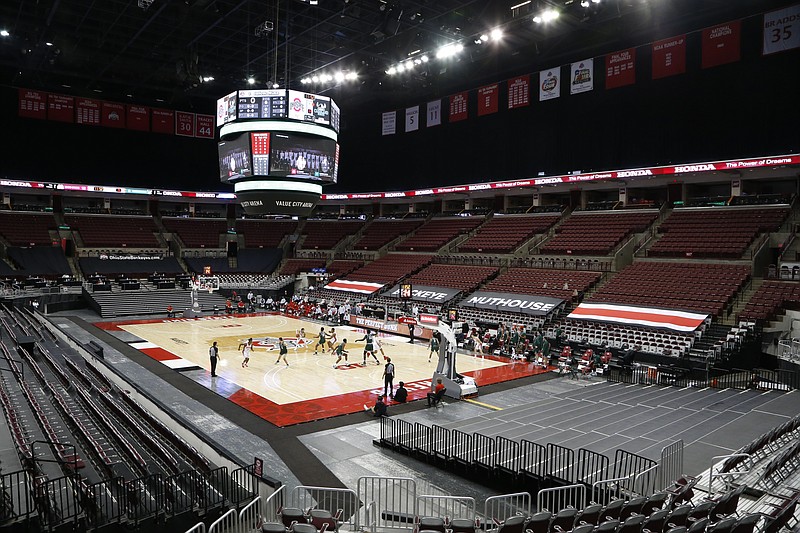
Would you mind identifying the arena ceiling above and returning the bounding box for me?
[0,0,789,110]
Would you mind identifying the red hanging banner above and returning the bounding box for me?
[507,75,530,109]
[151,108,175,135]
[47,94,74,122]
[448,91,468,122]
[101,101,126,128]
[477,83,499,116]
[702,20,741,69]
[18,89,47,119]
[195,114,215,138]
[126,105,150,131]
[75,98,102,125]
[605,47,636,89]
[652,35,686,79]
[175,111,196,137]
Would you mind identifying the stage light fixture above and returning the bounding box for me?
[421,55,429,62]
[490,29,503,40]
[247,77,255,85]
[346,72,358,80]
[334,71,345,82]
[386,66,397,75]
[0,30,9,37]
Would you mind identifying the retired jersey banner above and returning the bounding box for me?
[195,114,215,138]
[427,100,442,127]
[325,279,385,295]
[570,59,594,95]
[605,47,636,89]
[18,89,47,119]
[652,35,686,79]
[539,68,561,101]
[175,111,195,137]
[381,111,396,135]
[507,75,530,109]
[449,92,468,122]
[477,83,499,116]
[702,20,741,69]
[462,291,564,316]
[568,303,708,332]
[763,4,800,55]
[405,105,420,132]
[388,284,461,303]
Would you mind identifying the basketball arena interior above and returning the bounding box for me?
[1,0,800,532]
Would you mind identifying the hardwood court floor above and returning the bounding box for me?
[97,313,551,426]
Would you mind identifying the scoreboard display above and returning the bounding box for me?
[216,89,339,133]
[237,89,287,119]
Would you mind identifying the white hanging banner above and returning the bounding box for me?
[570,59,594,94]
[763,4,800,55]
[405,105,420,132]
[427,100,442,127]
[381,111,396,135]
[539,68,561,101]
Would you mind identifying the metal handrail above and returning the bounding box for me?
[707,453,753,497]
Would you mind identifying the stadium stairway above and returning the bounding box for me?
[85,287,227,318]
[722,277,765,326]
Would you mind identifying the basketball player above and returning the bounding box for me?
[275,337,289,367]
[374,335,386,359]
[333,339,349,368]
[356,330,381,366]
[241,338,253,368]
[326,328,338,353]
[428,334,439,363]
[314,327,326,355]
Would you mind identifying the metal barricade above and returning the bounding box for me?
[380,417,397,448]
[289,485,360,528]
[591,475,635,506]
[659,440,684,492]
[184,522,207,533]
[239,496,263,532]
[229,465,258,508]
[417,494,476,522]
[262,485,285,522]
[356,476,417,531]
[576,449,609,489]
[125,473,165,526]
[209,508,237,533]
[396,419,416,454]
[632,463,660,497]
[473,433,495,479]
[85,476,126,528]
[431,425,450,464]
[495,437,520,480]
[612,449,656,487]
[451,430,472,471]
[37,474,81,530]
[546,443,575,484]
[484,492,531,524]
[707,453,753,498]
[536,484,586,513]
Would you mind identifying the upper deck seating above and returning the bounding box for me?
[540,211,657,255]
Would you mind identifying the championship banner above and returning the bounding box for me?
[76,98,101,125]
[47,94,75,122]
[350,315,433,341]
[702,20,741,69]
[324,279,385,295]
[462,291,564,316]
[127,105,150,131]
[427,100,442,127]
[18,89,47,119]
[539,68,561,101]
[195,114,215,138]
[101,101,126,128]
[570,59,594,95]
[652,35,686,79]
[405,105,419,132]
[176,111,196,137]
[151,108,175,135]
[507,75,530,109]
[381,111,396,135]
[387,284,461,303]
[568,303,708,332]
[605,47,636,89]
[449,92,468,122]
[763,4,800,55]
[477,83,499,116]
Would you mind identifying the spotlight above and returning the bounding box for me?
[346,72,358,80]
[247,77,255,84]
[0,30,9,37]
[490,29,503,40]
[312,75,320,82]
[45,42,53,46]
[532,15,542,23]
[272,83,280,88]
[334,71,345,82]
[396,63,405,72]
[386,67,397,75]
[421,55,429,62]
[202,76,214,82]
[480,34,489,42]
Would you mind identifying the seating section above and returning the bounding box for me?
[405,264,499,291]
[345,254,434,284]
[162,217,228,248]
[458,214,560,253]
[279,258,327,276]
[484,268,602,300]
[0,212,55,246]
[739,280,800,322]
[237,219,298,248]
[649,207,788,259]
[351,219,424,250]
[66,214,161,248]
[326,260,364,279]
[7,246,71,276]
[589,262,751,316]
[300,220,363,250]
[550,320,694,356]
[541,211,657,255]
[395,217,484,252]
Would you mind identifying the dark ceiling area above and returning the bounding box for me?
[0,0,790,113]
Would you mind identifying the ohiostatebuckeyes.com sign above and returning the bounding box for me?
[388,284,461,303]
[462,291,564,316]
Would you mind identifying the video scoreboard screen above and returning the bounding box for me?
[251,132,271,175]
[237,89,287,119]
[217,89,339,133]
[218,135,252,181]
[269,132,338,183]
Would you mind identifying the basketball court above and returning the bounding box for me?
[95,312,551,427]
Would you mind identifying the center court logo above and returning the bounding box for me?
[244,337,312,351]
